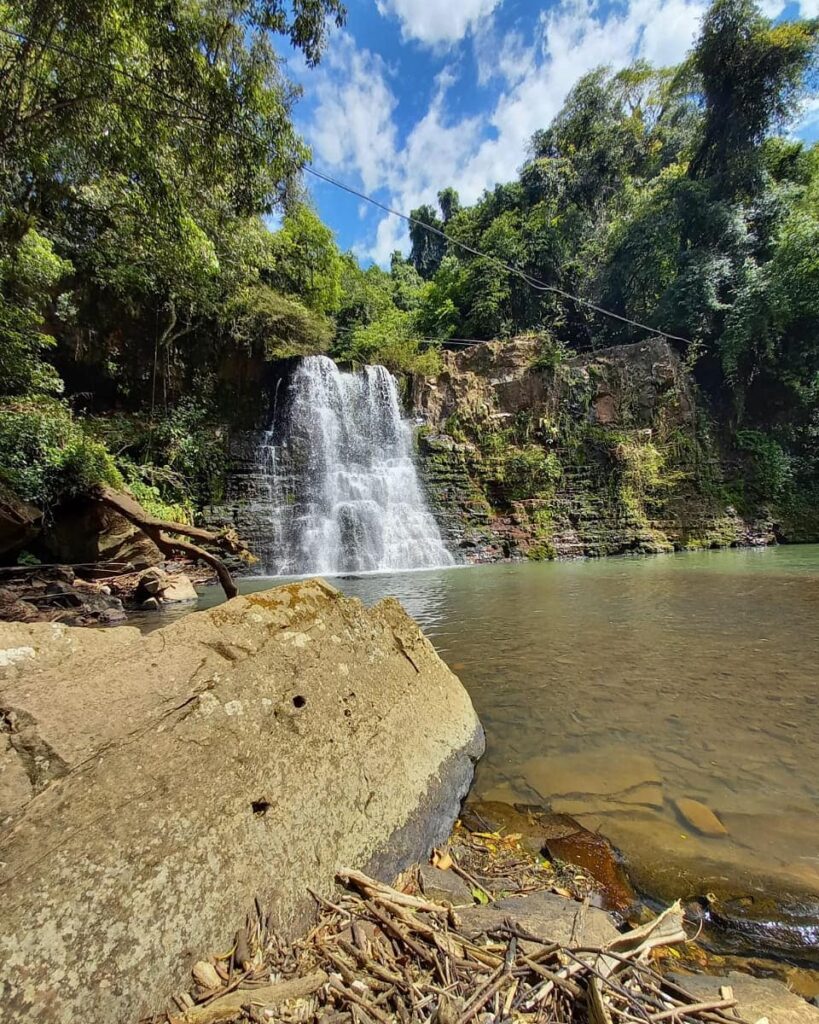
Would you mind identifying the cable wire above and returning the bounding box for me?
[0,24,689,345]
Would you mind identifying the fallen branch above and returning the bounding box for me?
[167,970,327,1024]
[93,485,255,600]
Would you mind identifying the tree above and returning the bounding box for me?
[269,206,343,315]
[438,188,461,223]
[689,0,819,194]
[0,0,346,405]
[409,204,446,279]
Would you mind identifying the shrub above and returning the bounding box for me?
[0,399,122,514]
[735,428,791,500]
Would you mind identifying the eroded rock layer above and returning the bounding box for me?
[411,337,786,561]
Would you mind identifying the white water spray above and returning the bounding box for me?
[259,355,453,575]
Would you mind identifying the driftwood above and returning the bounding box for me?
[156,869,750,1024]
[168,971,328,1024]
[92,485,253,600]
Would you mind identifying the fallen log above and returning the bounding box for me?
[91,485,254,599]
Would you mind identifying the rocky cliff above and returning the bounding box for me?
[411,337,778,562]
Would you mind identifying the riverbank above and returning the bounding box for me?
[181,548,819,972]
[155,811,819,1024]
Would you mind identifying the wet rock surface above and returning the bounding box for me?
[0,579,484,1024]
[463,800,636,912]
[0,566,127,625]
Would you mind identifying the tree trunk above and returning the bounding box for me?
[92,485,254,600]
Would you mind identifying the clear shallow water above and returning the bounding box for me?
[196,546,819,910]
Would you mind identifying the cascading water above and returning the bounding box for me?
[260,355,453,575]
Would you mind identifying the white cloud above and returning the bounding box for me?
[376,0,503,46]
[304,0,710,264]
[363,213,410,266]
[306,33,399,192]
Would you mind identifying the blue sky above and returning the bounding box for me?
[280,0,819,264]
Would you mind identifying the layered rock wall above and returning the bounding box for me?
[411,337,776,562]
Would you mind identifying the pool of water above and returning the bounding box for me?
[193,546,819,934]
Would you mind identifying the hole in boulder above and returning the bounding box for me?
[251,799,271,816]
[292,695,306,709]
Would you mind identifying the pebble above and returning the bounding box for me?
[191,960,221,990]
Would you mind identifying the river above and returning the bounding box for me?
[195,544,819,955]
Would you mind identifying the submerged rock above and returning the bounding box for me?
[521,746,662,803]
[673,797,728,837]
[0,579,484,1024]
[463,800,636,912]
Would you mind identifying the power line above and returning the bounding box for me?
[305,167,689,344]
[0,24,690,345]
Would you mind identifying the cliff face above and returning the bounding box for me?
[411,337,775,562]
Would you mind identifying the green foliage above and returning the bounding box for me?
[612,437,666,497]
[223,284,332,359]
[690,0,819,193]
[531,335,568,373]
[735,429,792,500]
[339,307,442,376]
[391,0,819,512]
[0,399,122,512]
[0,0,346,415]
[269,206,343,315]
[409,204,446,279]
[0,295,63,396]
[88,398,229,510]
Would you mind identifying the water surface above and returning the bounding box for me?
[197,546,819,918]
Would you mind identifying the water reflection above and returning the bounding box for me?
[199,546,819,906]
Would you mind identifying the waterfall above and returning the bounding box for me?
[259,355,453,575]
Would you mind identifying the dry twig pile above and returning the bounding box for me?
[161,868,749,1024]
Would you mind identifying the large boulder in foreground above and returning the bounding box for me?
[0,579,484,1024]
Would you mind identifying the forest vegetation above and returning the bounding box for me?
[1,0,818,533]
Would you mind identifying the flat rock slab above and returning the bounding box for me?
[669,971,819,1024]
[419,864,474,906]
[0,579,484,1024]
[456,891,619,952]
[521,747,661,801]
[673,797,728,837]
